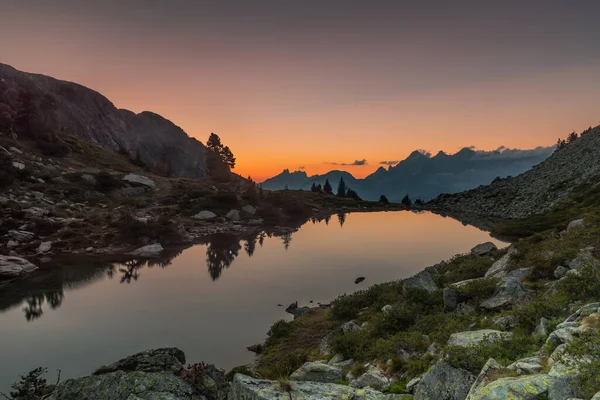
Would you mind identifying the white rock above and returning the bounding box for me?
[38,241,52,253]
[128,243,164,257]
[381,304,393,315]
[7,240,18,249]
[566,219,585,232]
[0,256,38,279]
[8,146,22,155]
[193,210,217,220]
[122,173,155,188]
[12,161,25,170]
[342,321,361,333]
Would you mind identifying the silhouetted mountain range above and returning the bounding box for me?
[261,146,554,201]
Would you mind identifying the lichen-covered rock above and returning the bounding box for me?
[479,277,530,310]
[403,270,438,294]
[290,361,343,383]
[94,348,186,375]
[229,373,394,399]
[468,374,556,400]
[54,370,194,400]
[342,320,361,333]
[382,304,394,315]
[447,329,512,348]
[466,358,503,400]
[567,247,599,270]
[0,255,38,279]
[533,317,548,337]
[471,242,497,256]
[414,362,475,400]
[350,365,391,391]
[485,247,517,278]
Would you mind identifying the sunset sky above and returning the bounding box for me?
[2,1,600,181]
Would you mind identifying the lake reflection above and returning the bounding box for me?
[0,211,505,392]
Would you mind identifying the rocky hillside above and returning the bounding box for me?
[0,63,212,178]
[427,126,600,221]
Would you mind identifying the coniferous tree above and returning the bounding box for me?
[310,182,318,192]
[316,183,322,192]
[206,133,236,169]
[567,132,578,144]
[401,194,412,208]
[346,188,361,200]
[379,195,389,204]
[323,179,333,195]
[336,177,347,197]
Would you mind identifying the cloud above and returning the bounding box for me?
[326,159,368,166]
[379,160,400,166]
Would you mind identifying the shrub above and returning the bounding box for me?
[556,264,600,301]
[95,171,122,192]
[560,329,600,398]
[438,254,495,285]
[8,367,56,400]
[454,277,499,303]
[267,320,293,344]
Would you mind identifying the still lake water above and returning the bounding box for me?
[0,211,505,391]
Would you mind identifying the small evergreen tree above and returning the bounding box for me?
[401,194,412,208]
[346,188,362,200]
[316,183,322,192]
[222,146,236,169]
[323,179,333,195]
[567,132,579,144]
[284,184,289,191]
[310,182,318,192]
[336,177,347,197]
[556,138,566,151]
[379,195,389,204]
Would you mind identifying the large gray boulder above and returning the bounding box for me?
[443,287,458,310]
[485,247,518,278]
[193,210,217,220]
[128,243,164,257]
[226,210,241,221]
[447,329,512,348]
[414,361,475,400]
[471,242,497,256]
[465,358,503,400]
[242,205,257,215]
[93,348,186,375]
[290,362,342,383]
[479,277,530,310]
[468,374,559,400]
[0,256,38,279]
[122,173,156,188]
[403,270,438,294]
[566,218,585,232]
[350,365,391,391]
[230,373,395,399]
[567,247,598,270]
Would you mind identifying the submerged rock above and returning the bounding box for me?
[0,255,38,279]
[290,361,343,383]
[128,243,164,257]
[414,361,475,400]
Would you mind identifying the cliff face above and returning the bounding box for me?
[427,126,600,220]
[0,63,209,178]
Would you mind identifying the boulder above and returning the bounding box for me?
[593,391,600,400]
[193,210,218,220]
[447,329,512,348]
[485,247,518,278]
[226,209,241,221]
[7,240,18,249]
[506,357,543,374]
[319,331,335,355]
[471,242,497,256]
[533,317,548,337]
[414,361,475,400]
[468,374,556,400]
[466,358,503,400]
[81,173,97,184]
[328,353,345,365]
[230,373,393,400]
[406,376,421,393]
[403,271,438,294]
[351,365,391,391]
[554,266,569,279]
[342,320,362,333]
[242,205,256,215]
[247,218,264,226]
[382,304,394,315]
[479,277,530,310]
[38,241,52,253]
[12,161,25,170]
[0,256,38,279]
[9,230,35,242]
[93,348,186,375]
[24,207,49,218]
[290,361,343,383]
[128,243,164,257]
[492,315,517,330]
[567,247,599,270]
[566,218,585,232]
[443,288,458,310]
[122,173,156,188]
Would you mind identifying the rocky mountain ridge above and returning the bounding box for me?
[0,63,212,179]
[427,126,600,221]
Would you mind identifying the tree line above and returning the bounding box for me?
[309,177,362,200]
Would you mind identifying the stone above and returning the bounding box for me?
[403,270,438,294]
[406,376,421,393]
[226,209,241,221]
[414,361,475,400]
[290,361,343,383]
[81,173,97,184]
[534,317,548,337]
[12,161,25,170]
[592,392,600,400]
[24,207,49,218]
[382,304,394,315]
[242,205,256,215]
[447,329,512,348]
[51,176,68,184]
[342,321,362,333]
[485,247,517,278]
[0,256,38,279]
[193,210,217,220]
[468,374,556,400]
[443,287,458,310]
[450,277,487,289]
[479,277,531,310]
[94,348,186,375]
[37,241,52,253]
[567,247,599,270]
[230,373,393,400]
[122,173,156,188]
[566,218,585,232]
[546,327,577,346]
[7,240,18,249]
[293,306,310,319]
[465,358,503,400]
[128,243,164,257]
[471,242,497,256]
[247,218,263,226]
[554,266,570,279]
[9,230,35,242]
[505,267,533,282]
[319,331,334,355]
[350,365,391,391]
[492,315,517,330]
[506,357,543,374]
[9,146,22,154]
[328,353,345,365]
